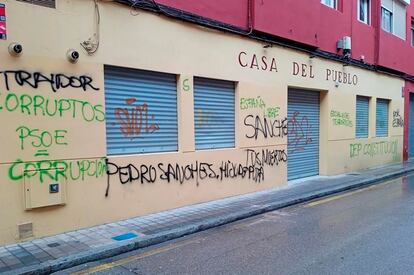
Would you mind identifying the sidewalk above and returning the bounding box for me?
[3,160,414,275]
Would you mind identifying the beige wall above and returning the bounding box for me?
[0,0,405,244]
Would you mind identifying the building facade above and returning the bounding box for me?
[0,0,411,245]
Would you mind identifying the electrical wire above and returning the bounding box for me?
[112,0,414,82]
[80,0,101,55]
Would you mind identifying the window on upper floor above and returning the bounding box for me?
[411,18,414,46]
[321,0,337,9]
[381,0,407,39]
[381,7,393,32]
[358,0,370,24]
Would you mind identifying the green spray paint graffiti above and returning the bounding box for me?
[0,91,105,122]
[330,110,353,127]
[16,126,68,150]
[8,158,106,183]
[2,70,105,185]
[240,96,266,110]
[240,96,280,118]
[350,140,398,158]
[182,79,190,92]
[15,125,69,157]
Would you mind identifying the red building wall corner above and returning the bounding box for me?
[403,81,414,161]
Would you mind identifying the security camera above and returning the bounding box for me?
[8,43,23,56]
[67,49,80,63]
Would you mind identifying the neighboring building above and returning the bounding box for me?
[0,0,411,244]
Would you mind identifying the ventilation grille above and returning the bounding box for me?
[18,222,33,239]
[16,0,55,9]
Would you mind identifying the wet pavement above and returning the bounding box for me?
[60,174,414,275]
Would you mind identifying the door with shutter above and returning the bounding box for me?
[193,77,235,150]
[409,94,414,157]
[287,89,320,181]
[104,66,178,155]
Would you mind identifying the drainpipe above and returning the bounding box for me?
[403,85,409,161]
[246,0,253,35]
[374,0,381,65]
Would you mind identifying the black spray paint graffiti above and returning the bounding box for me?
[392,110,403,128]
[105,148,287,196]
[0,70,100,92]
[244,115,288,140]
[287,111,313,153]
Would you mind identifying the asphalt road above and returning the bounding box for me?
[59,174,414,275]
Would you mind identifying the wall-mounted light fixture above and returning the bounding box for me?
[8,43,23,56]
[66,49,80,63]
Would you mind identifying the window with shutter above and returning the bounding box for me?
[356,96,369,138]
[194,77,235,150]
[104,66,178,155]
[376,98,390,137]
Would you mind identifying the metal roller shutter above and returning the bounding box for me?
[288,89,320,181]
[409,95,414,157]
[376,98,389,137]
[104,66,178,155]
[194,77,235,150]
[356,96,369,138]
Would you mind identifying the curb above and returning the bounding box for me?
[10,165,414,275]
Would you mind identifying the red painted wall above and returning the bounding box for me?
[156,0,414,76]
[155,0,249,28]
[378,4,414,75]
[253,0,322,47]
[403,80,414,161]
[253,0,413,75]
[253,0,379,63]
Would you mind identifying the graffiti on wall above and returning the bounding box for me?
[330,110,353,127]
[0,70,100,92]
[182,78,190,92]
[244,115,288,140]
[287,111,313,153]
[349,140,398,158]
[241,97,287,140]
[196,109,221,128]
[105,147,287,196]
[240,96,280,119]
[0,91,105,122]
[392,109,403,128]
[3,69,106,184]
[16,125,68,157]
[114,97,160,138]
[8,158,107,183]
